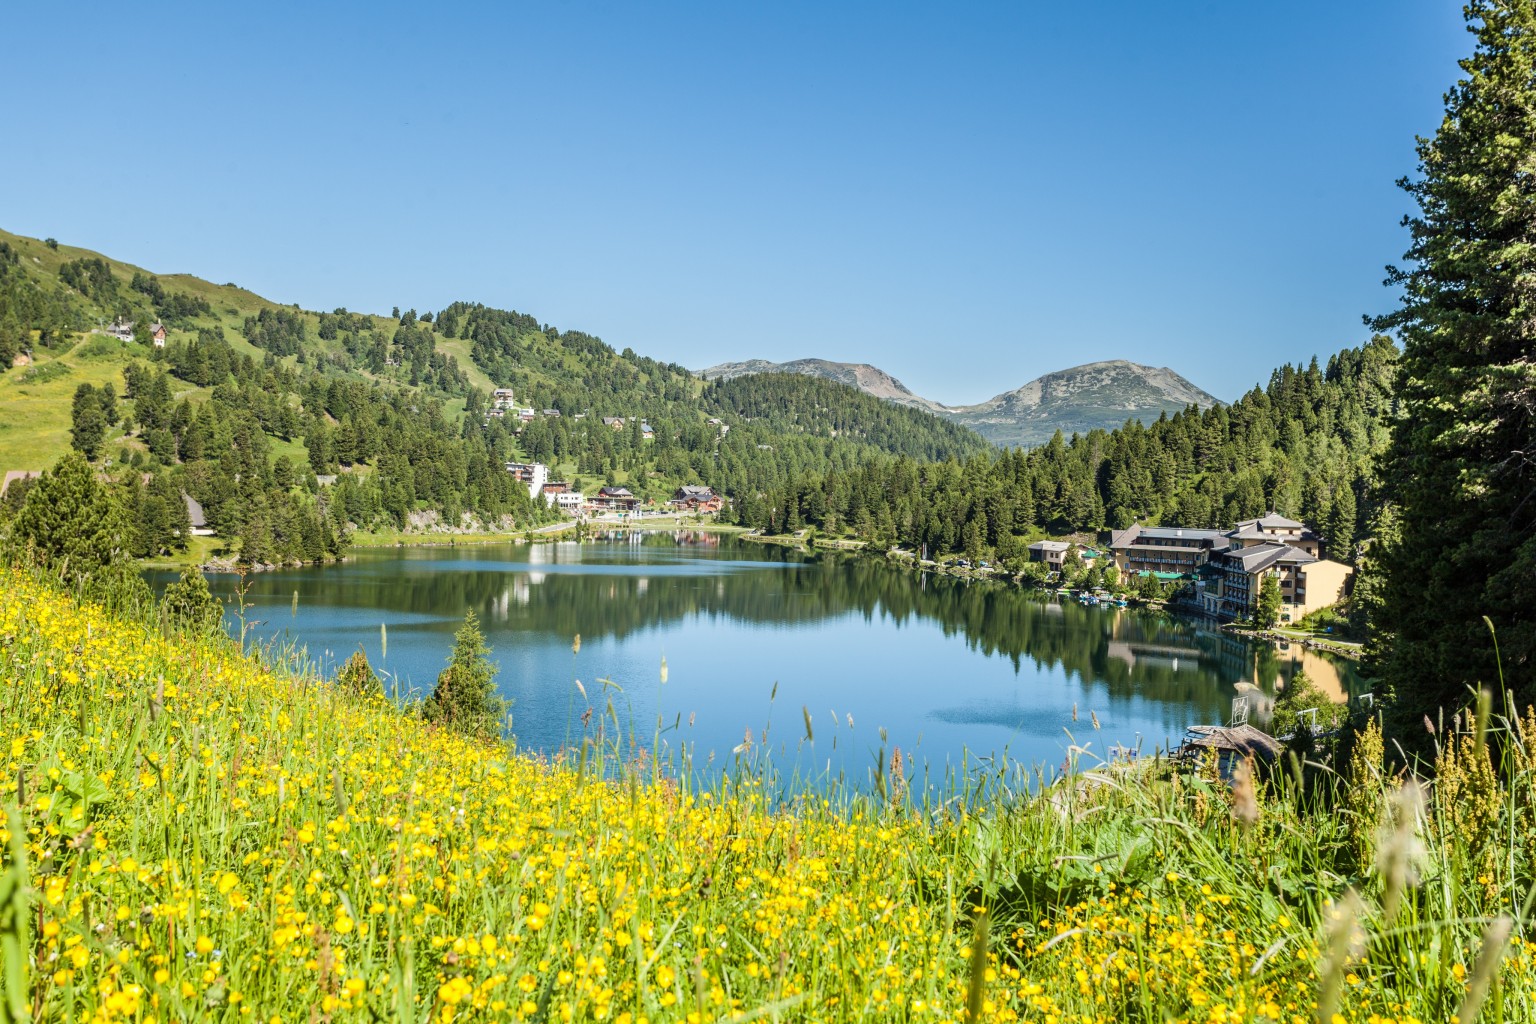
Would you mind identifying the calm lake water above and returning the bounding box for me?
[152,533,1362,783]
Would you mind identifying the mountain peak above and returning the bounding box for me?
[698,356,1219,447]
[697,358,947,414]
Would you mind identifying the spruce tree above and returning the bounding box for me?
[424,610,503,738]
[1255,574,1282,630]
[1371,0,1536,734]
[162,566,223,635]
[11,453,132,575]
[70,384,107,458]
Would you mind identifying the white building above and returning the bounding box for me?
[551,491,584,514]
[492,388,517,411]
[505,461,548,500]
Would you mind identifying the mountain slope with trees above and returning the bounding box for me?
[699,355,1223,446]
[743,339,1397,571]
[0,229,990,565]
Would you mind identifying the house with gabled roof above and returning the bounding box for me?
[670,485,721,513]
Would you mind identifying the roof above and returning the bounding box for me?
[598,486,634,497]
[1182,724,1283,760]
[1224,542,1317,573]
[1109,523,1226,548]
[1029,540,1070,552]
[1234,512,1305,531]
[1225,527,1281,541]
[183,493,207,528]
[676,485,715,498]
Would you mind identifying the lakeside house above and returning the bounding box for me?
[590,486,640,512]
[670,485,721,513]
[1109,512,1352,623]
[182,494,215,537]
[541,482,585,514]
[1027,540,1071,568]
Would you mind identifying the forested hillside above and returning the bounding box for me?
[747,337,1398,563]
[0,229,989,565]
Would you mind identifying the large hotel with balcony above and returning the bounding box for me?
[1109,513,1352,623]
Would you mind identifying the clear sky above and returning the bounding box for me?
[5,1,1465,403]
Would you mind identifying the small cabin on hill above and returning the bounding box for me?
[183,494,215,536]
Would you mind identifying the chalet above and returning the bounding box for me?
[542,409,561,418]
[601,417,625,431]
[640,422,655,440]
[590,486,640,512]
[504,461,549,500]
[1027,540,1071,568]
[149,323,167,348]
[541,481,572,496]
[670,485,722,513]
[105,318,135,342]
[492,389,517,411]
[517,408,536,423]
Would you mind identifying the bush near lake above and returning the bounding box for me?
[4,570,1536,1023]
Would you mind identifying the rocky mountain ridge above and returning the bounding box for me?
[697,357,1222,447]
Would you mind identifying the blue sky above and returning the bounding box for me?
[6,1,1464,403]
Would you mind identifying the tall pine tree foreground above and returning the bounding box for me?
[1372,0,1536,737]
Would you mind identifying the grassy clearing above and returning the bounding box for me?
[0,341,133,472]
[3,572,1536,1022]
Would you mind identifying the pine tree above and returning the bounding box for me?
[1256,573,1282,630]
[11,453,131,575]
[424,609,503,738]
[334,648,383,697]
[70,384,107,458]
[162,566,223,634]
[1371,0,1536,734]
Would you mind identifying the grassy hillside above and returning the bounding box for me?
[0,228,993,551]
[3,571,1534,1020]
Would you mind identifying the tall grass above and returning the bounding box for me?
[2,566,1535,1022]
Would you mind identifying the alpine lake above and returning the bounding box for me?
[150,532,1363,787]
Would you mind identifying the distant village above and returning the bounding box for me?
[490,388,723,519]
